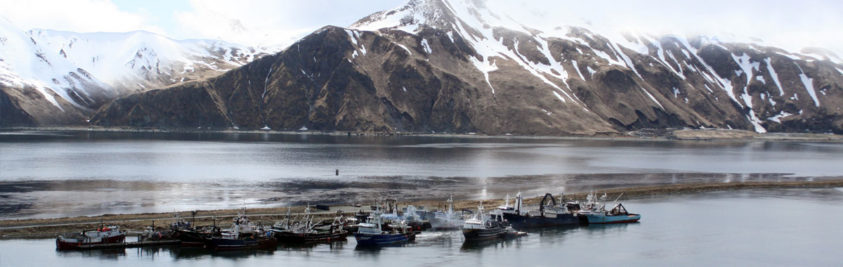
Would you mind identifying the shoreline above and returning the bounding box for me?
[1,126,842,142]
[2,179,842,239]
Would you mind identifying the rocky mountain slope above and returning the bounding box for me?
[87,0,843,134]
[0,18,271,126]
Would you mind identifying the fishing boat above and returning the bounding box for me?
[462,204,521,241]
[173,228,217,247]
[274,227,347,244]
[501,193,588,229]
[171,216,223,247]
[430,195,464,230]
[579,193,641,224]
[204,214,277,251]
[583,203,641,224]
[272,207,348,244]
[400,205,431,231]
[354,208,415,247]
[56,225,126,250]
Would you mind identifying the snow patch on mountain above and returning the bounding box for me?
[763,58,784,96]
[0,17,272,110]
[640,87,664,109]
[420,38,432,54]
[795,64,820,107]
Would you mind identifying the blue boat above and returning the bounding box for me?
[578,193,641,224]
[354,230,410,246]
[582,203,641,224]
[354,209,415,247]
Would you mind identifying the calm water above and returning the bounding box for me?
[1,189,841,266]
[1,130,842,218]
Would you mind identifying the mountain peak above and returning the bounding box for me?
[350,0,451,32]
[350,0,525,35]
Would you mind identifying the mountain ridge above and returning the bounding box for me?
[0,17,274,126]
[10,0,843,134]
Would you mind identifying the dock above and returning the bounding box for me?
[74,239,181,250]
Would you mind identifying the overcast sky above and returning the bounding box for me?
[1,0,841,55]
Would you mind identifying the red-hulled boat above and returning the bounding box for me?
[56,226,126,250]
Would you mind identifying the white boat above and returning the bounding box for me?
[206,211,277,251]
[430,195,464,230]
[498,192,522,215]
[400,205,430,231]
[56,225,126,250]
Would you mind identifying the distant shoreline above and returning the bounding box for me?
[1,179,842,239]
[2,126,842,142]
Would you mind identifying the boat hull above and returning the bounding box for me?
[274,231,348,244]
[173,229,215,247]
[462,227,506,241]
[585,213,641,224]
[503,213,587,229]
[56,234,126,250]
[353,233,411,246]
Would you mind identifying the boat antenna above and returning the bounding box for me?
[286,206,292,228]
[448,194,454,214]
[191,210,198,227]
[613,193,624,203]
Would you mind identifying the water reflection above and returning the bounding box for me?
[459,237,522,251]
[277,240,347,251]
[582,223,635,239]
[56,248,126,260]
[166,246,275,260]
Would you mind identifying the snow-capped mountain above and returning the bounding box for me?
[0,17,272,126]
[74,0,843,134]
[347,0,843,133]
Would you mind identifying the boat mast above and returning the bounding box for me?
[447,194,454,215]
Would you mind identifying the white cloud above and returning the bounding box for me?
[485,0,843,57]
[173,0,305,49]
[173,0,401,48]
[0,0,840,57]
[0,0,163,34]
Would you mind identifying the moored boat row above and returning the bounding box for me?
[55,192,640,251]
